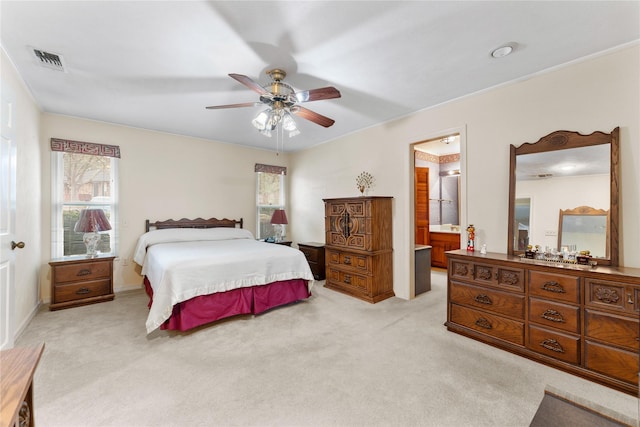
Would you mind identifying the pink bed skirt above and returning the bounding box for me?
[144,278,310,331]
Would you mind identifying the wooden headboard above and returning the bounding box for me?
[145,217,244,232]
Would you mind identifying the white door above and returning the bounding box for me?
[0,82,17,350]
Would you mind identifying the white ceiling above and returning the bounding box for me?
[2,1,639,152]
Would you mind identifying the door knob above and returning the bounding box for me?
[11,241,25,250]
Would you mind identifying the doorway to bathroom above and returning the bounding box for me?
[413,134,462,268]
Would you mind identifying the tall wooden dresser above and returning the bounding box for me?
[323,196,393,303]
[445,249,640,396]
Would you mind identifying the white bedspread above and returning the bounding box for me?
[133,228,314,333]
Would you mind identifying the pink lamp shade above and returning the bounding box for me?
[270,209,288,225]
[74,209,112,233]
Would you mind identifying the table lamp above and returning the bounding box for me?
[270,209,288,243]
[74,209,111,257]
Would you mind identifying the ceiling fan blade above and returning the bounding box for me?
[229,73,269,95]
[206,102,260,110]
[293,86,341,103]
[291,106,335,128]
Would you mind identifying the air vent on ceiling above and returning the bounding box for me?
[533,173,553,179]
[32,48,66,72]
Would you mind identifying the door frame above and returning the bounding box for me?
[409,125,467,298]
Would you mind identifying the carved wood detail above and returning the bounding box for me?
[595,287,620,304]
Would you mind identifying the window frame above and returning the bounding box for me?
[255,168,286,240]
[51,151,119,259]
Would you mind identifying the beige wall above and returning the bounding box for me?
[290,44,640,299]
[39,115,291,298]
[1,48,43,335]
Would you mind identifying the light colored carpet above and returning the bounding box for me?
[16,271,639,427]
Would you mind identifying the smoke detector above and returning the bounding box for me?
[31,48,66,72]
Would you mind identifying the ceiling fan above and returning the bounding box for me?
[206,69,341,137]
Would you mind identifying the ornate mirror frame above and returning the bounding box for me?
[507,128,619,266]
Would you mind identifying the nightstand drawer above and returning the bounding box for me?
[49,256,115,310]
[54,260,111,283]
[298,243,326,280]
[54,279,112,303]
[300,246,319,263]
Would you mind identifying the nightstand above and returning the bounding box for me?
[49,255,115,310]
[297,242,325,280]
[269,240,292,246]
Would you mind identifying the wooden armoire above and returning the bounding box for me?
[323,196,394,303]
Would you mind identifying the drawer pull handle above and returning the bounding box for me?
[344,275,351,284]
[344,256,351,265]
[541,281,566,293]
[76,287,91,295]
[77,269,92,276]
[541,309,565,323]
[540,338,565,353]
[474,294,493,305]
[475,318,492,330]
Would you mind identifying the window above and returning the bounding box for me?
[51,138,119,258]
[255,164,286,240]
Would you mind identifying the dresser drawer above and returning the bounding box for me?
[53,260,112,283]
[326,228,370,251]
[449,259,524,292]
[529,271,579,304]
[53,279,112,303]
[585,279,637,314]
[327,250,371,274]
[450,304,524,346]
[326,268,370,294]
[450,281,524,319]
[527,325,580,364]
[585,309,639,351]
[585,341,639,385]
[528,297,579,334]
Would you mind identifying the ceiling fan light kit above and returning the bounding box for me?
[206,68,341,140]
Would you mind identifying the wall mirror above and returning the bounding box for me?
[507,128,619,266]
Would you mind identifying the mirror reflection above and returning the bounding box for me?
[558,206,609,258]
[515,145,609,253]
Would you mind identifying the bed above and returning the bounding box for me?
[133,217,314,333]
